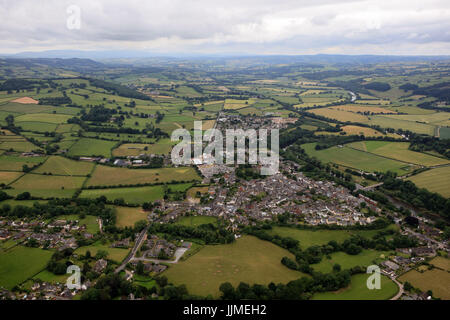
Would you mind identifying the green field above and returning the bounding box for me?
[312,250,392,273]
[0,171,24,185]
[0,140,41,152]
[8,173,86,198]
[0,246,53,290]
[302,143,412,174]
[74,243,130,264]
[399,268,450,300]
[15,113,72,124]
[0,155,47,171]
[407,166,450,198]
[175,216,218,227]
[368,115,436,135]
[115,206,149,228]
[267,225,398,249]
[164,235,306,297]
[112,139,175,156]
[80,183,192,204]
[85,166,200,187]
[347,141,449,166]
[56,214,100,234]
[32,269,70,284]
[32,156,95,176]
[67,138,117,157]
[312,273,398,300]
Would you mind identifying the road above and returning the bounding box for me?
[114,226,148,274]
[389,277,404,300]
[380,270,404,300]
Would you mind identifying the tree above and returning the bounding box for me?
[134,220,148,231]
[333,264,341,272]
[5,114,14,127]
[95,250,108,259]
[155,275,168,288]
[135,261,145,275]
[219,282,235,300]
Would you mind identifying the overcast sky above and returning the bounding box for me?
[1,0,450,55]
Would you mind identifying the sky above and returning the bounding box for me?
[1,0,450,56]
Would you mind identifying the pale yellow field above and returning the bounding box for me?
[308,108,369,123]
[330,105,396,114]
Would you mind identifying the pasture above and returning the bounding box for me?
[307,108,369,123]
[33,156,95,176]
[399,268,450,300]
[67,138,117,157]
[368,116,435,135]
[75,243,130,264]
[302,143,411,174]
[115,207,149,228]
[312,250,392,273]
[80,183,192,204]
[112,140,174,156]
[311,274,398,300]
[267,225,398,249]
[85,166,200,187]
[0,246,53,290]
[0,171,24,185]
[347,141,449,166]
[330,105,395,114]
[175,216,218,227]
[406,167,450,198]
[8,174,86,198]
[164,235,306,297]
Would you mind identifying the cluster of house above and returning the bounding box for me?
[77,154,167,167]
[146,160,380,231]
[129,260,167,274]
[216,114,297,131]
[0,218,93,251]
[141,235,176,259]
[201,164,378,227]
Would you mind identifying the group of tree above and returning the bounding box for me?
[149,222,235,245]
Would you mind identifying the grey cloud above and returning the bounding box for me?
[0,0,449,55]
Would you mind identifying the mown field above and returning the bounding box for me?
[315,125,399,138]
[7,173,86,198]
[74,242,130,264]
[115,207,149,228]
[67,138,118,157]
[407,166,450,198]
[0,171,24,185]
[399,268,450,300]
[267,225,398,249]
[32,156,95,176]
[311,273,398,300]
[312,250,392,273]
[164,235,306,297]
[302,143,412,174]
[85,166,200,187]
[0,246,53,290]
[80,184,192,204]
[175,216,218,227]
[347,141,449,166]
